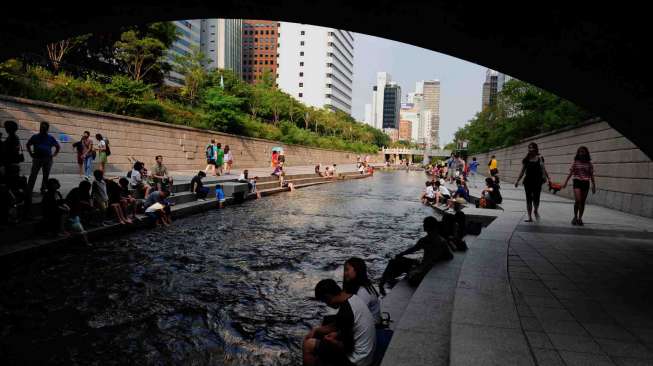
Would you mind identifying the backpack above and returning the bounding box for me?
[206,145,214,159]
[104,138,111,156]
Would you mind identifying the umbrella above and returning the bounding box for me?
[271,147,283,153]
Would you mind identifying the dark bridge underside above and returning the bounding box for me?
[2,1,651,158]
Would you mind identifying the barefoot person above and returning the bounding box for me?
[562,146,596,226]
[514,142,550,222]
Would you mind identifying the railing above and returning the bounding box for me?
[382,147,452,156]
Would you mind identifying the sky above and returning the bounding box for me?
[351,32,487,145]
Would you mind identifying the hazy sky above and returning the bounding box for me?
[351,32,487,145]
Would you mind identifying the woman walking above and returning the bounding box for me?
[223,145,233,175]
[95,133,108,173]
[562,146,596,226]
[514,142,550,222]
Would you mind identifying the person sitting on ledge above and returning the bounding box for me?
[272,164,286,186]
[446,179,469,210]
[144,189,171,226]
[303,279,376,366]
[379,216,453,292]
[331,164,338,178]
[118,177,137,220]
[433,180,451,206]
[129,161,151,199]
[239,170,261,199]
[42,178,69,237]
[191,171,209,201]
[315,164,326,177]
[421,181,436,205]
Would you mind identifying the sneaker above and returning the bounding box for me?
[571,218,577,225]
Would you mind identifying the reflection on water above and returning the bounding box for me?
[0,171,435,365]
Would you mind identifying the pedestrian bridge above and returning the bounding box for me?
[382,147,452,158]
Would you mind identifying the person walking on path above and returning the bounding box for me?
[223,145,233,175]
[562,146,596,226]
[95,134,108,173]
[26,122,60,195]
[488,155,498,177]
[76,131,94,179]
[204,139,217,176]
[215,143,224,176]
[514,142,550,222]
[469,157,479,187]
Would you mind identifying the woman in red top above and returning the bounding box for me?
[562,146,596,226]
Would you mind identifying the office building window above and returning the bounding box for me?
[300,41,305,46]
[299,93,303,97]
[299,72,304,77]
[299,83,303,87]
[300,51,304,56]
[300,61,304,66]
[301,30,305,35]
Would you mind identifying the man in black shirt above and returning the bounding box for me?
[190,171,209,200]
[380,216,453,291]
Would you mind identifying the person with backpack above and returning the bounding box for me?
[204,139,217,176]
[514,142,550,222]
[215,143,225,176]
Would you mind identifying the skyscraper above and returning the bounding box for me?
[166,20,201,86]
[241,20,278,83]
[277,22,354,115]
[372,72,391,129]
[364,103,373,125]
[382,82,401,129]
[422,80,441,148]
[482,69,499,109]
[200,19,243,76]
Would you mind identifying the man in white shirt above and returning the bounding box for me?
[303,279,376,366]
[434,180,451,206]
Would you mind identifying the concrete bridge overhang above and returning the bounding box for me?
[1,2,652,158]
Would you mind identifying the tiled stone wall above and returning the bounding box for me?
[0,95,383,174]
[472,121,653,217]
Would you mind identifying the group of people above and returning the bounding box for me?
[514,142,596,225]
[204,139,234,177]
[304,214,466,366]
[73,130,111,179]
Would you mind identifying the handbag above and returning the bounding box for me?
[539,156,547,184]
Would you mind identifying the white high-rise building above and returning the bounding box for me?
[371,72,391,129]
[200,19,243,76]
[364,103,373,125]
[277,22,354,114]
[400,102,420,142]
[422,80,441,148]
[166,20,202,86]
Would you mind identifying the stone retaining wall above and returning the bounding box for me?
[0,95,383,174]
[471,121,653,217]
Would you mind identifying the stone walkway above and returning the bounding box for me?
[384,174,653,366]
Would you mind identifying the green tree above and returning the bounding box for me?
[114,30,167,81]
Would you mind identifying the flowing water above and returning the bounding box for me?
[0,171,436,365]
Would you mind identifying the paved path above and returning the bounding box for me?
[385,174,653,365]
